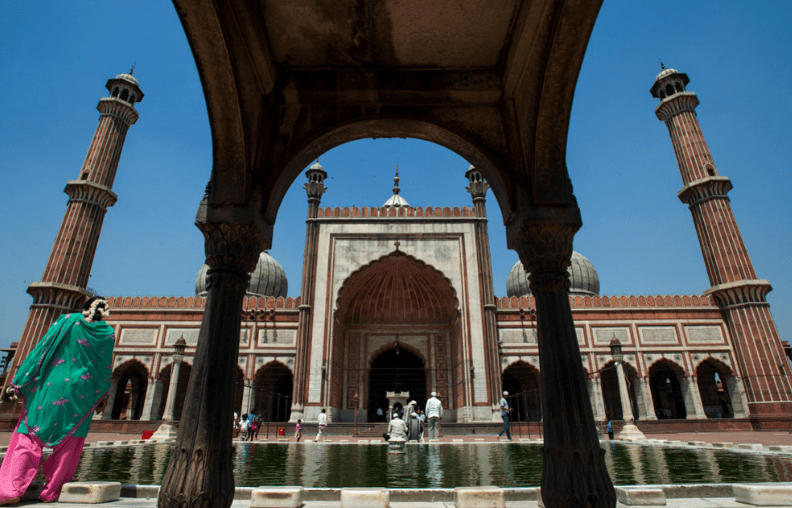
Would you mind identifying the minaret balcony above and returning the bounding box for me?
[654,91,699,121]
[704,279,773,309]
[64,180,119,210]
[677,176,733,207]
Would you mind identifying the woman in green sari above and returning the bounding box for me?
[0,297,116,504]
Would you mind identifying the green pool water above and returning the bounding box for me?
[72,442,792,488]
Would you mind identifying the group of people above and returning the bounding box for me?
[234,413,261,441]
[384,391,444,443]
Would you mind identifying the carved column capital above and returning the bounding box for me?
[508,218,579,294]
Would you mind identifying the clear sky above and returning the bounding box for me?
[1,2,790,351]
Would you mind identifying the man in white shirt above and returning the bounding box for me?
[496,391,512,441]
[387,412,408,440]
[425,391,443,441]
[315,408,328,442]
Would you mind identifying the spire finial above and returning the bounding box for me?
[659,59,665,71]
[130,64,135,75]
[393,165,401,195]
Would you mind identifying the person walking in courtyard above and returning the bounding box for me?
[606,419,614,440]
[295,420,303,442]
[425,391,443,441]
[496,391,512,441]
[315,408,328,442]
[0,297,116,505]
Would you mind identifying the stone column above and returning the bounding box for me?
[162,360,183,422]
[727,376,749,418]
[639,377,658,420]
[158,219,264,508]
[241,380,254,414]
[588,376,606,422]
[141,377,158,420]
[508,218,615,508]
[615,361,645,440]
[681,376,706,419]
[98,377,120,420]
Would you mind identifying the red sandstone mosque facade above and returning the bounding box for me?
[5,68,792,431]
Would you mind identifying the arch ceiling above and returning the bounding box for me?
[336,251,458,326]
[174,0,602,241]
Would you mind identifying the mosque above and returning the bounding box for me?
[4,67,792,433]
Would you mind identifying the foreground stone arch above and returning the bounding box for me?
[160,1,614,507]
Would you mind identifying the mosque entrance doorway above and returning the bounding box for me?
[368,348,427,421]
[254,362,293,422]
[502,361,541,422]
[649,360,687,419]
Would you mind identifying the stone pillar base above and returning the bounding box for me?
[617,423,646,441]
[151,422,178,441]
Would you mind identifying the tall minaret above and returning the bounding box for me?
[8,72,144,383]
[651,66,792,425]
[291,160,327,421]
[465,166,502,420]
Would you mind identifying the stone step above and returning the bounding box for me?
[454,486,505,508]
[615,487,666,506]
[733,484,792,506]
[251,486,303,508]
[340,487,389,508]
[59,482,122,504]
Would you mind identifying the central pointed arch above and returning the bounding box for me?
[331,250,461,422]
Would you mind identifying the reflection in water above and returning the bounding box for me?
[68,442,792,488]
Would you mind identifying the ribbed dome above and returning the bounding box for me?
[195,251,288,297]
[506,251,599,297]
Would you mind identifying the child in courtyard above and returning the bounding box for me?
[295,420,302,442]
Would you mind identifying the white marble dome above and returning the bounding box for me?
[506,251,599,297]
[195,251,288,298]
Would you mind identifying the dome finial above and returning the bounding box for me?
[129,64,135,75]
[659,58,665,71]
[393,165,401,195]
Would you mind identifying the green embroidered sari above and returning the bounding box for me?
[11,313,115,447]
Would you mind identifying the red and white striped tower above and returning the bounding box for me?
[8,72,143,384]
[652,66,792,427]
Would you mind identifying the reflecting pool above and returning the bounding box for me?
[71,442,792,488]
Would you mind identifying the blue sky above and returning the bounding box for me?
[1,2,790,350]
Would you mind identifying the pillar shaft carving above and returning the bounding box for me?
[508,217,615,508]
[158,220,264,508]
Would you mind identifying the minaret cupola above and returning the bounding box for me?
[106,68,145,107]
[650,63,689,101]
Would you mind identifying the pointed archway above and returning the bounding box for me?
[368,347,427,421]
[111,360,149,420]
[254,362,293,422]
[333,250,458,422]
[502,361,541,422]
[160,1,613,503]
[649,359,687,419]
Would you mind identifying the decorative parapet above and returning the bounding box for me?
[107,295,300,310]
[495,294,715,309]
[317,205,475,218]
